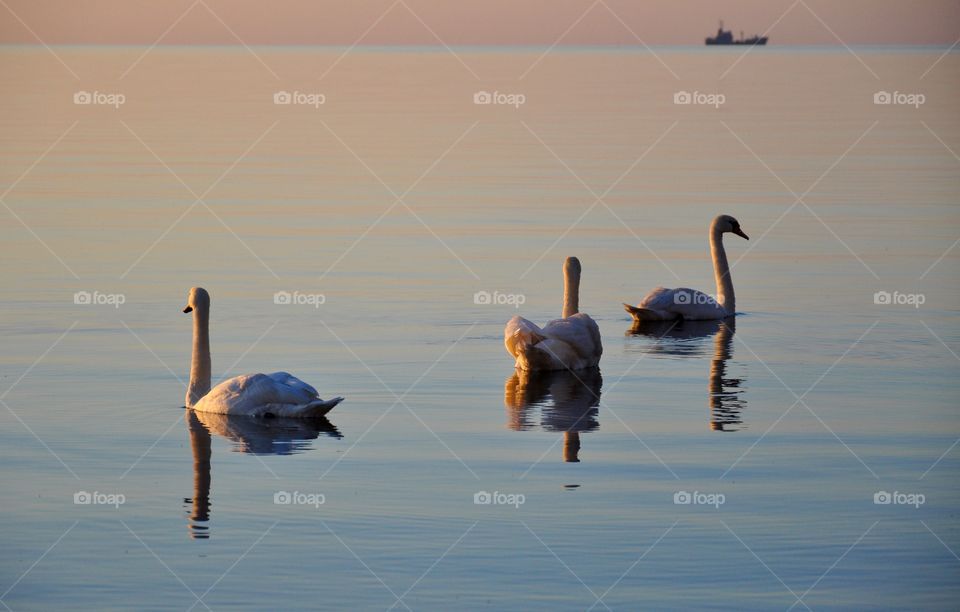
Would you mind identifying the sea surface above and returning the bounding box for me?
[1,46,959,610]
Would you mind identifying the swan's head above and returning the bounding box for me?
[183,287,210,314]
[713,215,749,240]
[564,256,582,276]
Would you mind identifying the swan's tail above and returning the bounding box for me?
[623,303,669,322]
[303,397,344,417]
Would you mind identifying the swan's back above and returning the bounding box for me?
[192,372,341,417]
[504,313,602,371]
[639,287,728,320]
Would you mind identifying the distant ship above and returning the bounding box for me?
[705,21,768,45]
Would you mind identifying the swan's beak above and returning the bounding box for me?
[733,228,749,240]
[183,305,193,313]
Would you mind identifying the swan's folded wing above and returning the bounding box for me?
[640,287,727,319]
[267,371,319,401]
[504,315,545,358]
[541,313,602,360]
[638,286,680,311]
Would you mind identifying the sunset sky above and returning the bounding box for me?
[1,0,958,46]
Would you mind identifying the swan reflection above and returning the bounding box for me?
[505,368,601,462]
[184,409,341,539]
[627,319,745,431]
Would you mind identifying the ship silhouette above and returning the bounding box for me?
[706,20,768,45]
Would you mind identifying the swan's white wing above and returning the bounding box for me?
[194,373,320,415]
[267,372,319,400]
[639,287,728,320]
[504,315,545,359]
[541,313,602,361]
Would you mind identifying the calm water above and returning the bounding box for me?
[1,46,959,610]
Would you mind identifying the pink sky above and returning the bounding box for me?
[1,0,958,45]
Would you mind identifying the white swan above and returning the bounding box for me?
[505,257,602,371]
[183,287,344,417]
[624,215,749,321]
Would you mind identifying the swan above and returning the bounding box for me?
[504,257,602,371]
[183,287,344,417]
[624,214,748,321]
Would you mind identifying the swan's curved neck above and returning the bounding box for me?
[711,227,735,314]
[562,267,580,318]
[187,306,211,407]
